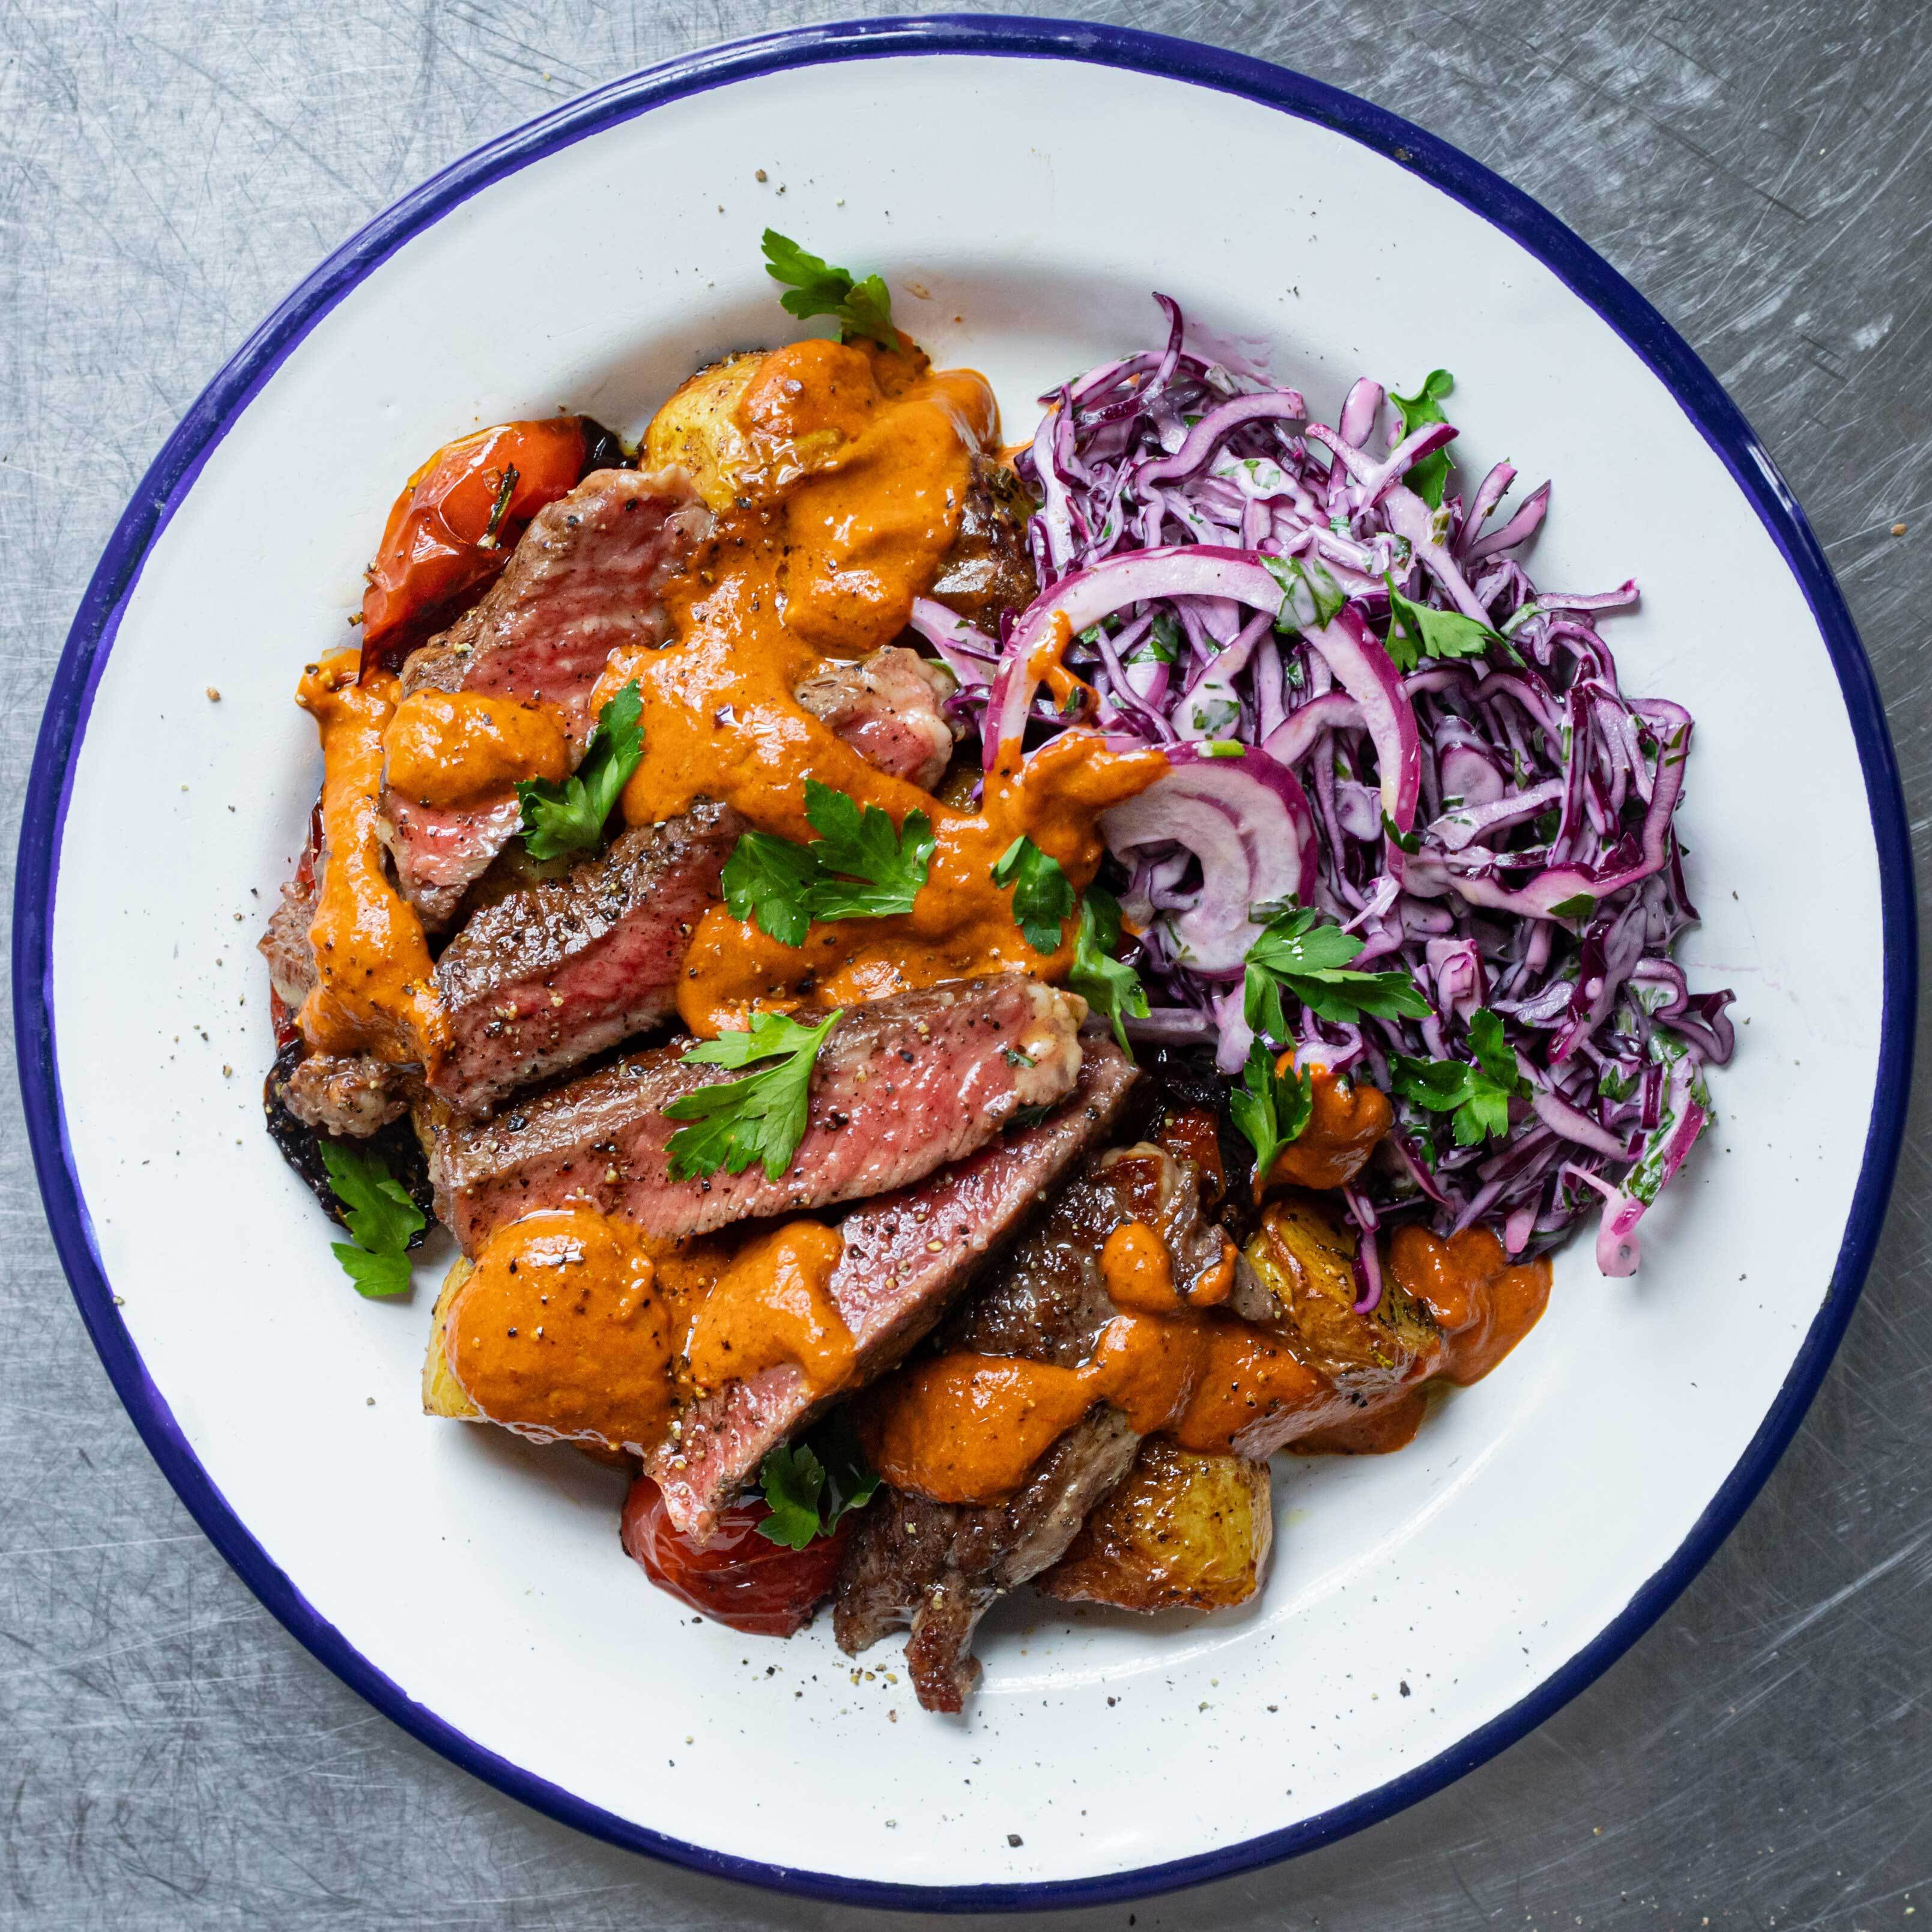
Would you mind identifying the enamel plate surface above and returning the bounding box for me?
[14,19,1913,1909]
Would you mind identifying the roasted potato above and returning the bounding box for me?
[421,1256,636,1471]
[1243,1191,1442,1396]
[421,1256,481,1420]
[642,352,767,511]
[1035,1438,1273,1614]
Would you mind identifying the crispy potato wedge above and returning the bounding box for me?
[642,352,767,512]
[1035,1438,1273,1614]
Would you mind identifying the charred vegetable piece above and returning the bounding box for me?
[620,1472,849,1637]
[262,1040,434,1249]
[1242,1192,1441,1393]
[1036,1437,1273,1615]
[359,415,628,673]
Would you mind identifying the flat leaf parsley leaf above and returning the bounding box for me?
[1263,553,1346,634]
[1067,886,1149,1058]
[721,779,936,947]
[1229,1038,1315,1189]
[756,1413,881,1549]
[664,1008,843,1182]
[1390,1007,1530,1146]
[1390,368,1455,509]
[992,837,1076,954]
[517,682,643,860]
[319,1140,423,1299]
[1243,903,1432,1035]
[760,229,898,350]
[1381,572,1501,674]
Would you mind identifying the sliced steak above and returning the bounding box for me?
[928,453,1038,635]
[381,467,709,927]
[428,800,742,1115]
[834,1137,1233,1709]
[279,1051,411,1137]
[262,1041,434,1245]
[649,1040,1139,1541]
[795,646,960,791]
[430,975,1088,1255]
[835,1410,1138,1713]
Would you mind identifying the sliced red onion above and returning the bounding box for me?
[1465,481,1551,564]
[1099,743,1315,977]
[907,597,996,686]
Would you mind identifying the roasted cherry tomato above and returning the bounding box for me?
[620,1474,849,1638]
[359,416,613,675]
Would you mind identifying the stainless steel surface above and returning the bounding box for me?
[1,4,1925,1925]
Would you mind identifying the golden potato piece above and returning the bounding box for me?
[1244,1191,1442,1394]
[420,1256,636,1471]
[1035,1438,1273,1614]
[421,1257,480,1420]
[642,352,767,512]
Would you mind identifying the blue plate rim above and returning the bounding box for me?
[11,14,1915,1912]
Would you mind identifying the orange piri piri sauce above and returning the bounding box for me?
[295,653,448,1068]
[446,1211,858,1452]
[381,689,570,808]
[685,1221,852,1394]
[446,1208,686,1451]
[597,335,1164,1035]
[859,1214,1555,1504]
[1270,1067,1393,1192]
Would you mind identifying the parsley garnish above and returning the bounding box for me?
[1243,904,1432,1036]
[1390,368,1455,509]
[1068,886,1149,1056]
[1229,1038,1315,1186]
[1381,572,1501,673]
[664,1008,842,1182]
[992,837,1075,954]
[756,1413,880,1550]
[1390,1007,1530,1146]
[721,780,935,947]
[319,1140,423,1299]
[1548,892,1596,920]
[760,229,897,350]
[1263,553,1346,634]
[516,683,643,860]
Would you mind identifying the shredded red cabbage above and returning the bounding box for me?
[932,295,1736,1275]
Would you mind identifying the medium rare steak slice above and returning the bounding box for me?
[430,976,1087,1255]
[382,467,709,927]
[648,1041,1139,1541]
[428,800,742,1115]
[834,1139,1232,1711]
[795,646,959,791]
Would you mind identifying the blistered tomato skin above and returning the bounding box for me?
[620,1475,849,1638]
[358,417,593,674]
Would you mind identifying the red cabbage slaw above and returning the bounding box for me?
[910,297,1733,1279]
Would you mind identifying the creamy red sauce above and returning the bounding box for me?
[295,653,448,1068]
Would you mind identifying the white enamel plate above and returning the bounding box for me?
[16,19,1913,1908]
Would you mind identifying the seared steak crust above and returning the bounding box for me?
[835,1410,1139,1713]
[648,1041,1140,1540]
[430,976,1088,1255]
[280,1052,411,1137]
[834,1139,1232,1709]
[383,467,709,927]
[928,454,1038,635]
[795,646,959,792]
[429,801,742,1115]
[262,1041,434,1247]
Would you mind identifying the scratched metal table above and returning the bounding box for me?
[2,4,1926,1926]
